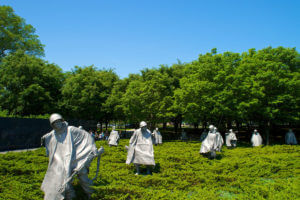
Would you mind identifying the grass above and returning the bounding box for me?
[0,140,299,199]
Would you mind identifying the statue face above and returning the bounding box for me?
[141,126,147,132]
[53,120,64,130]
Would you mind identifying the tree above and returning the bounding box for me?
[234,47,300,144]
[0,6,44,59]
[60,66,118,125]
[121,69,174,129]
[0,50,63,116]
[175,50,241,129]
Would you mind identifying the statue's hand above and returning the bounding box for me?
[41,136,45,146]
[98,146,104,155]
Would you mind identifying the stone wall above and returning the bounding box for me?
[0,117,97,151]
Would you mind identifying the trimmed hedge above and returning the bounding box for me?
[0,140,299,199]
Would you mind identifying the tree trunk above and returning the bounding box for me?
[194,123,198,129]
[163,122,167,129]
[265,121,271,145]
[105,121,108,131]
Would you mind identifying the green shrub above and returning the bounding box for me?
[0,140,299,199]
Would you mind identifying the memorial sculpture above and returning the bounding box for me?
[126,121,155,175]
[285,129,297,145]
[225,129,237,147]
[41,113,104,200]
[200,125,222,159]
[251,129,263,146]
[200,129,208,142]
[153,127,162,145]
[214,127,224,151]
[181,129,188,140]
[108,126,120,146]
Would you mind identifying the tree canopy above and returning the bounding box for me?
[0,6,44,59]
[0,51,63,116]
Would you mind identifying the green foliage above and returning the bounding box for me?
[0,141,299,199]
[60,66,118,120]
[0,6,44,58]
[235,47,300,124]
[122,65,184,128]
[0,51,64,116]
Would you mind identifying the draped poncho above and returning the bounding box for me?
[41,122,98,200]
[225,131,237,147]
[126,128,155,166]
[153,130,162,144]
[251,132,263,146]
[108,130,120,146]
[285,131,297,145]
[200,131,222,153]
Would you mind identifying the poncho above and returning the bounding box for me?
[285,131,297,145]
[126,128,155,166]
[153,130,162,144]
[215,131,224,151]
[108,130,120,146]
[41,122,98,200]
[200,131,222,153]
[251,132,263,146]
[225,132,237,147]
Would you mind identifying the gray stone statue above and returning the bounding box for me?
[200,125,222,159]
[285,129,297,145]
[126,121,155,175]
[225,129,237,147]
[108,126,120,146]
[251,129,263,146]
[41,113,104,200]
[181,129,188,140]
[214,127,224,152]
[153,127,162,145]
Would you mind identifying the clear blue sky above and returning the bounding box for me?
[1,0,299,78]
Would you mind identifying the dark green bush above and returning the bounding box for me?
[0,140,299,199]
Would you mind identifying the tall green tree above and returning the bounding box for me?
[0,50,63,116]
[175,49,241,129]
[234,47,300,144]
[122,69,174,128]
[0,6,44,59]
[60,66,118,123]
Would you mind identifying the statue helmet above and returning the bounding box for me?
[49,113,63,125]
[209,125,214,130]
[140,121,147,128]
[229,129,233,132]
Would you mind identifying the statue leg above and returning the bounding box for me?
[78,166,94,197]
[134,164,141,175]
[65,183,76,200]
[210,150,216,159]
[146,165,152,175]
